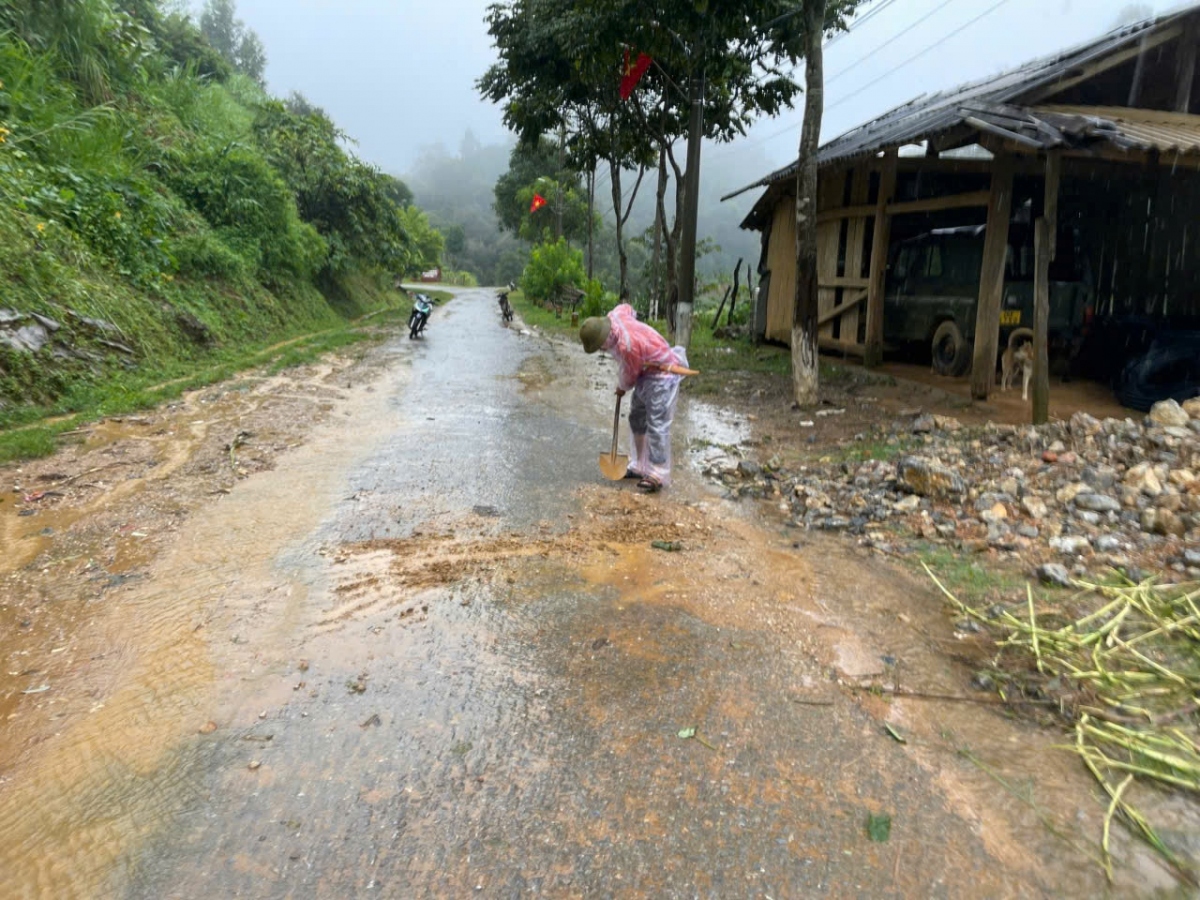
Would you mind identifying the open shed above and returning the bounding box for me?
[727,4,1200,405]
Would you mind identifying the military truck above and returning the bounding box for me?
[883,224,1094,376]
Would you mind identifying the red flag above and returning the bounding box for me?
[619,49,652,101]
[530,193,547,213]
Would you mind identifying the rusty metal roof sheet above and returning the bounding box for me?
[1034,104,1200,154]
[723,3,1199,203]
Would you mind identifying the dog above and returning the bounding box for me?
[1000,327,1035,400]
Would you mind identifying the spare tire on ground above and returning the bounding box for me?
[1114,330,1200,411]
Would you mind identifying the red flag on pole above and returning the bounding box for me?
[619,49,653,101]
[529,193,547,213]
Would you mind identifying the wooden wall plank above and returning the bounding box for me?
[765,196,797,343]
[841,166,871,343]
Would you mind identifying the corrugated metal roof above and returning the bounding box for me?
[723,3,1200,203]
[1035,104,1200,154]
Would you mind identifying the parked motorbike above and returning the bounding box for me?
[409,293,433,339]
[498,283,514,323]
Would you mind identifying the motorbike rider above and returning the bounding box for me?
[579,304,687,493]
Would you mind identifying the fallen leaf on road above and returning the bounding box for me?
[867,813,892,842]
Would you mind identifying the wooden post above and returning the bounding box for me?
[970,152,1014,400]
[1177,23,1198,113]
[728,257,742,326]
[865,148,898,368]
[1032,219,1051,424]
[1033,151,1060,425]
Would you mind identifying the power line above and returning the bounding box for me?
[825,0,903,48]
[711,0,1011,159]
[825,0,960,87]
[766,0,904,88]
[825,0,1013,112]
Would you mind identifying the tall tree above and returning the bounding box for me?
[492,139,591,246]
[792,0,825,407]
[479,0,859,344]
[199,0,266,84]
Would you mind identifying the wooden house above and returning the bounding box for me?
[726,4,1200,401]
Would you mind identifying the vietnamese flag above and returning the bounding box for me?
[619,49,652,101]
[530,193,547,213]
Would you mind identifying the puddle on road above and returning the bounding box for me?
[682,398,753,448]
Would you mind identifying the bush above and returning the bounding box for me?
[520,237,584,304]
[441,270,478,286]
[171,230,250,279]
[580,278,616,318]
[165,142,326,280]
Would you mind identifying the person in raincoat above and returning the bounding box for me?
[579,304,688,493]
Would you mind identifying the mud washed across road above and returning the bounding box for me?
[0,288,1190,898]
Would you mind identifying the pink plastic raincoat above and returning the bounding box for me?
[601,304,688,486]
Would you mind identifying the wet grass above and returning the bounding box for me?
[508,289,579,335]
[0,308,412,464]
[910,543,1031,606]
[816,435,916,465]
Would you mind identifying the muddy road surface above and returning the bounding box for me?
[0,289,1181,897]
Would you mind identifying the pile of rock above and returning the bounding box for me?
[0,308,133,360]
[700,397,1200,580]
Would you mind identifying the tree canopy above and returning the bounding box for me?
[492,139,592,245]
[199,0,266,84]
[479,0,861,158]
[480,0,860,328]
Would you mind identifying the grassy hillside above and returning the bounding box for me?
[0,0,441,443]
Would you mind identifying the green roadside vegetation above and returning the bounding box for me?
[0,0,447,461]
[0,289,450,464]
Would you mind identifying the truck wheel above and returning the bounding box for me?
[931,321,971,377]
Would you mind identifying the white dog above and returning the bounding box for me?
[1000,327,1034,400]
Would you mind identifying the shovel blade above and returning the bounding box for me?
[598,452,630,481]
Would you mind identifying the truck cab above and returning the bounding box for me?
[883,225,1093,376]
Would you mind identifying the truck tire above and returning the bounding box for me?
[931,320,971,377]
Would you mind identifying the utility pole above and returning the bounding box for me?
[675,65,704,349]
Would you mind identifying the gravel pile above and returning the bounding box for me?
[701,398,1200,581]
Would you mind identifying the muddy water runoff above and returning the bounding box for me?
[0,289,1178,898]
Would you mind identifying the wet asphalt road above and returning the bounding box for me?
[9,289,1074,898]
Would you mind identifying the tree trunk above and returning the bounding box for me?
[650,147,667,319]
[609,161,628,299]
[675,68,705,350]
[791,0,825,409]
[662,144,684,339]
[555,121,565,240]
[586,167,595,280]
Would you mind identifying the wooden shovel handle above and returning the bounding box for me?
[610,392,622,458]
[647,363,699,377]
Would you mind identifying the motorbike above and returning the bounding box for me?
[408,293,433,339]
[497,283,514,323]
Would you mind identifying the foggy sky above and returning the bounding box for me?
[227,0,1185,185]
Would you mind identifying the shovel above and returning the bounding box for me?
[598,393,630,480]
